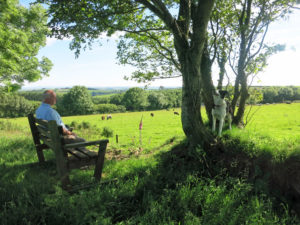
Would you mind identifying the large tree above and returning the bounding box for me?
[0,0,52,91]
[39,0,216,148]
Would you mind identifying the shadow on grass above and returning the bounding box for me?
[215,135,300,216]
[1,136,300,224]
[103,136,300,223]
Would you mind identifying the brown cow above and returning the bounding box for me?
[150,113,154,117]
[174,111,179,115]
[101,115,105,120]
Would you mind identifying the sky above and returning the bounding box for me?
[20,1,300,89]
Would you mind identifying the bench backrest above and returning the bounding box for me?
[28,113,67,161]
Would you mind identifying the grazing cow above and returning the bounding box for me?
[211,90,232,136]
[174,111,179,115]
[150,113,154,117]
[101,115,105,120]
[107,114,112,120]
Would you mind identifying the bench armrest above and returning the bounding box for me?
[64,139,109,149]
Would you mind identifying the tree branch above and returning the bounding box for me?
[244,24,269,67]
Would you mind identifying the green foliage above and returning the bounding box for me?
[18,90,44,101]
[57,86,94,116]
[92,95,111,104]
[109,93,124,105]
[0,92,38,118]
[122,87,148,111]
[262,86,300,103]
[247,88,263,104]
[94,104,126,114]
[101,126,113,138]
[0,0,53,90]
[147,92,168,110]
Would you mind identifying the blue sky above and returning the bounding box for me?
[20,1,300,89]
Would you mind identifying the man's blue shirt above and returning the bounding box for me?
[36,103,66,129]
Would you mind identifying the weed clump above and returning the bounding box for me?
[101,126,113,138]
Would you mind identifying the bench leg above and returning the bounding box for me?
[61,174,71,190]
[54,154,71,190]
[36,148,45,163]
[94,142,107,181]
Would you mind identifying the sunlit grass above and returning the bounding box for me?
[222,103,300,156]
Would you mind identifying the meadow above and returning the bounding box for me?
[0,103,300,224]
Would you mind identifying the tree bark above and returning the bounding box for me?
[217,53,227,90]
[180,52,214,148]
[233,76,249,125]
[200,47,215,124]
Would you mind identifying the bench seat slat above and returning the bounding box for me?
[64,140,109,149]
[67,148,98,159]
[67,149,91,160]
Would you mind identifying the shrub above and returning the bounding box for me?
[101,126,114,138]
[0,93,38,118]
[57,86,94,116]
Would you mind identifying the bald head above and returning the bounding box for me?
[43,90,56,105]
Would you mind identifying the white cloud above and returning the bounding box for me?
[46,37,58,46]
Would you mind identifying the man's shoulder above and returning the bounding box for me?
[36,103,58,120]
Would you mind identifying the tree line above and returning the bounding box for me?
[1,85,299,118]
[0,86,182,118]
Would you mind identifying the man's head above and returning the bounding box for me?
[43,90,56,105]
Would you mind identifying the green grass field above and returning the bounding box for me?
[0,103,300,224]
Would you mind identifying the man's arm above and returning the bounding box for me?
[62,127,73,135]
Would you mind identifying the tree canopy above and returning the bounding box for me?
[0,0,52,91]
[58,86,94,116]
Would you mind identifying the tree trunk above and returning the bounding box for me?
[181,53,214,148]
[233,76,249,125]
[231,76,240,117]
[172,0,215,148]
[217,53,227,90]
[200,47,215,124]
[232,27,247,125]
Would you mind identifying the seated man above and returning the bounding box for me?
[36,90,86,145]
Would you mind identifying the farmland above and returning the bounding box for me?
[0,103,300,224]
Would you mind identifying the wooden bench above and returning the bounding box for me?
[28,113,109,190]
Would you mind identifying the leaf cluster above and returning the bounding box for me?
[0,0,52,90]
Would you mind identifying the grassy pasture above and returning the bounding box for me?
[0,109,185,156]
[227,103,300,158]
[0,103,300,224]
